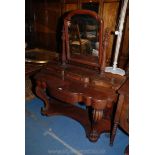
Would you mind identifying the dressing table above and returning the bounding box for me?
[34,10,126,142]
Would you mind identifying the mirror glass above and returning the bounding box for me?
[68,14,99,58]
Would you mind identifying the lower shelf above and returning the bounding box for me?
[41,98,111,142]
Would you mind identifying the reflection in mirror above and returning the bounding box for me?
[68,14,99,57]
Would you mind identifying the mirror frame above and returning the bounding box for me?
[62,9,109,74]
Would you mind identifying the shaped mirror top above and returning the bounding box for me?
[62,10,109,74]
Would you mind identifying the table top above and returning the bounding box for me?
[25,48,59,77]
[25,48,59,64]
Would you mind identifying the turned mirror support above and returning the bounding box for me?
[99,28,110,74]
[61,26,67,66]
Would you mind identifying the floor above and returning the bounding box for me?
[25,98,128,155]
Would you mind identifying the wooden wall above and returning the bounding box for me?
[118,8,129,69]
[25,0,129,69]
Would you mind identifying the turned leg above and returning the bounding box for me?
[110,94,124,145]
[35,80,50,115]
[110,121,119,145]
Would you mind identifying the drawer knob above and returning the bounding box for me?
[58,87,62,90]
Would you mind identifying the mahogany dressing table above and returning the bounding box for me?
[34,10,126,142]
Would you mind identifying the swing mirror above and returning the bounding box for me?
[63,10,107,72]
